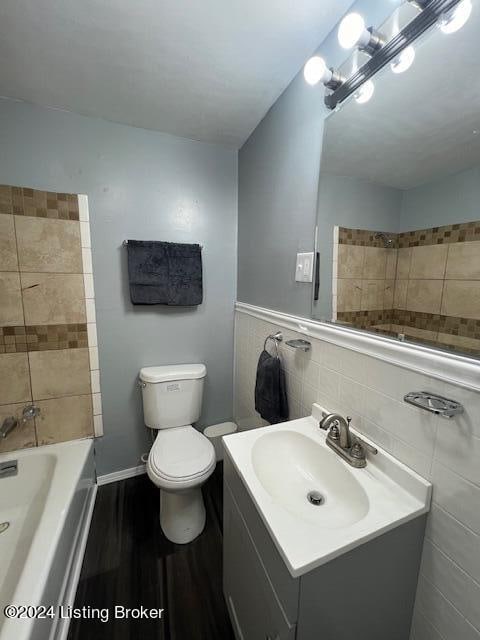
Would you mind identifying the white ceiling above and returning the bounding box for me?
[0,0,353,148]
[322,3,480,190]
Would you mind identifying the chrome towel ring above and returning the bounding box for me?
[263,332,283,357]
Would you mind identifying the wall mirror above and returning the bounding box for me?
[311,2,480,360]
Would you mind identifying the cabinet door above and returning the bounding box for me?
[224,486,295,640]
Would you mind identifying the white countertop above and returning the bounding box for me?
[223,405,432,578]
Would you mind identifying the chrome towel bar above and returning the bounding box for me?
[123,240,204,248]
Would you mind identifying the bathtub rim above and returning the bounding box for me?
[0,438,96,640]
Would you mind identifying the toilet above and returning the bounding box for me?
[140,363,215,544]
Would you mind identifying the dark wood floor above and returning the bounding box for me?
[68,463,235,640]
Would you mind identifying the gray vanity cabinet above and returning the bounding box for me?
[223,484,296,640]
[223,452,426,640]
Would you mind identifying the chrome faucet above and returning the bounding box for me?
[0,405,40,439]
[0,416,18,439]
[320,412,377,468]
[319,413,352,448]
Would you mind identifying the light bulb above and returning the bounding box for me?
[303,56,329,86]
[354,80,375,104]
[390,46,416,73]
[440,0,472,34]
[338,13,369,49]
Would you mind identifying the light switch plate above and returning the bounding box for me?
[295,252,314,282]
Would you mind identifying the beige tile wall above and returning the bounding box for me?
[335,225,480,356]
[394,240,480,353]
[394,241,480,317]
[336,242,396,314]
[234,308,480,640]
[0,185,102,453]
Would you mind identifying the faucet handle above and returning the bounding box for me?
[22,404,40,422]
[350,441,365,460]
[353,434,378,455]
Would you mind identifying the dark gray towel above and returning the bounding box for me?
[254,350,289,424]
[127,240,203,306]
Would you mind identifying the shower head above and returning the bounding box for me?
[374,232,394,248]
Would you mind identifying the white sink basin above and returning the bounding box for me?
[252,431,369,527]
[223,403,431,578]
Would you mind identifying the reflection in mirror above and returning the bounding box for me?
[312,3,480,358]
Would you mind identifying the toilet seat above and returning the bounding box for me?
[147,426,215,489]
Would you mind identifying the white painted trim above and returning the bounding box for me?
[77,194,103,439]
[97,464,147,486]
[93,414,103,436]
[53,483,97,640]
[235,302,480,392]
[77,194,89,222]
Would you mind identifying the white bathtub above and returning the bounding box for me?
[0,439,96,640]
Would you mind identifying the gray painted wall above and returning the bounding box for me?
[0,98,238,475]
[313,175,402,319]
[237,69,327,317]
[237,0,403,319]
[401,165,480,231]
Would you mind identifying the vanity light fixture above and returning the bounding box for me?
[389,13,416,75]
[440,0,472,33]
[325,0,466,110]
[408,0,431,9]
[303,56,344,89]
[337,13,384,55]
[390,45,416,73]
[354,79,375,104]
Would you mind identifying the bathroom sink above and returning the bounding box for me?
[252,431,369,527]
[223,403,431,578]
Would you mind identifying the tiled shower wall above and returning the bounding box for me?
[335,223,480,356]
[333,227,397,324]
[0,185,102,453]
[234,308,480,640]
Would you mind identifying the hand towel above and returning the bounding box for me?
[254,350,289,424]
[127,240,203,306]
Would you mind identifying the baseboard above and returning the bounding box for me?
[97,464,147,486]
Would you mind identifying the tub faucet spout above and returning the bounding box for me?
[0,416,18,439]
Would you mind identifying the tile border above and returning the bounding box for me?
[0,324,88,353]
[236,301,480,392]
[339,220,480,248]
[338,226,393,247]
[0,184,79,220]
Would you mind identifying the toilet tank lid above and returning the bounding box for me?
[139,364,206,383]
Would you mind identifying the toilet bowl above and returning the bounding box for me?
[147,425,215,543]
[139,363,214,544]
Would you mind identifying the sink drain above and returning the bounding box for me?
[0,522,9,534]
[307,491,325,506]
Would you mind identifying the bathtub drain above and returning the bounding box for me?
[0,522,9,534]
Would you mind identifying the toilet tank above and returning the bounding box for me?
[139,364,206,429]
